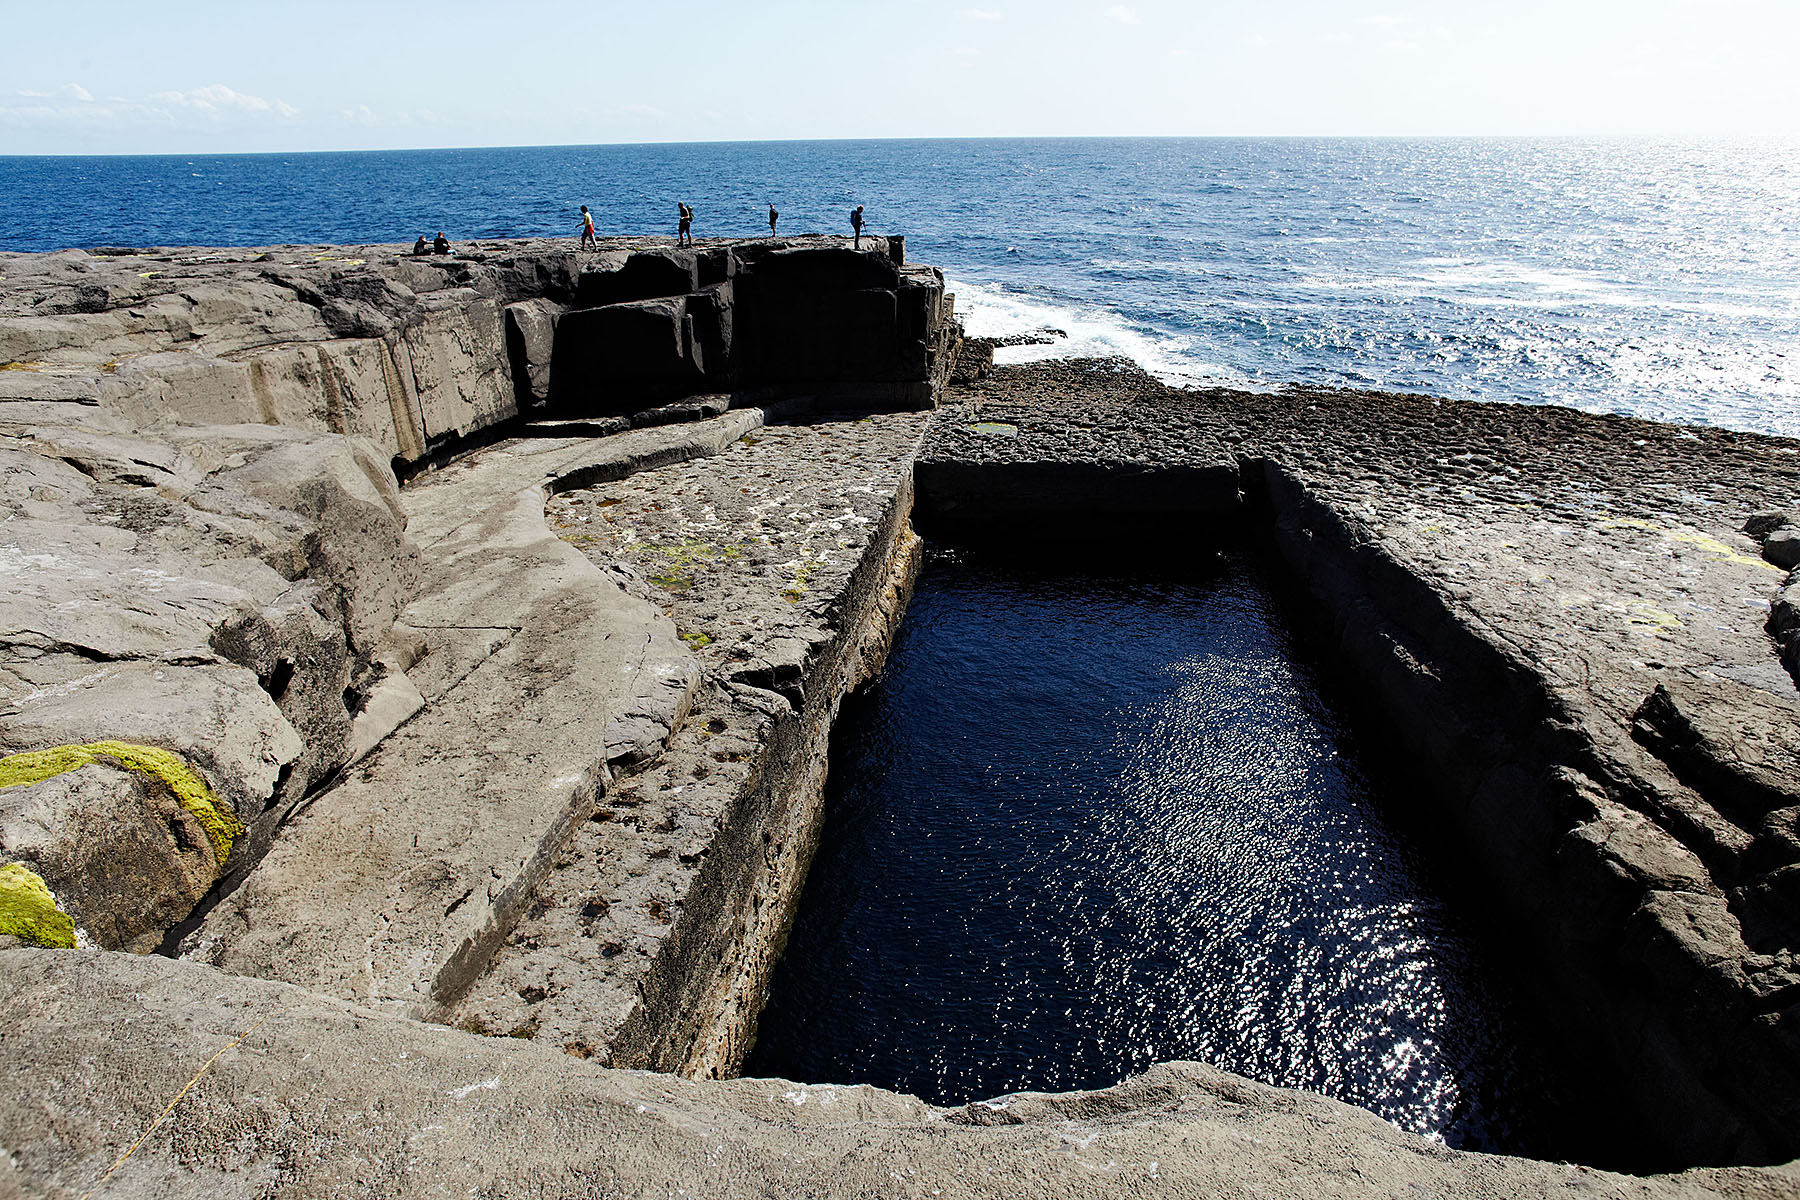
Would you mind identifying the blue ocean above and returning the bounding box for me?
[3,137,1796,435]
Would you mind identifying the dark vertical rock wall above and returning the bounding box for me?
[547,238,959,417]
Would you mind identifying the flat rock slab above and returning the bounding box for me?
[399,407,764,551]
[455,410,932,1060]
[919,385,1242,515]
[9,948,1790,1200]
[185,421,770,1015]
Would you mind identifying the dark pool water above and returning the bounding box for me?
[745,542,1588,1157]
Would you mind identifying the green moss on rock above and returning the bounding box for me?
[0,741,245,864]
[0,863,77,949]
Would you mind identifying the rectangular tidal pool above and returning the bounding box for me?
[744,541,1600,1160]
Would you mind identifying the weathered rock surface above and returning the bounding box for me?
[2,235,954,467]
[457,409,930,1072]
[0,764,218,953]
[0,404,417,916]
[0,236,948,964]
[921,358,1800,1166]
[181,398,898,1025]
[502,296,562,405]
[10,948,1795,1200]
[182,416,796,1016]
[6,240,1800,1196]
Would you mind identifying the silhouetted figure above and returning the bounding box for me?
[412,235,429,256]
[850,205,864,249]
[433,231,449,255]
[769,204,779,237]
[579,205,596,250]
[677,202,693,247]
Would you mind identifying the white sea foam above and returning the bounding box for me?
[947,276,1261,391]
[1333,258,1799,322]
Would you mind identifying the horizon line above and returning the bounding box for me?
[6,131,1798,160]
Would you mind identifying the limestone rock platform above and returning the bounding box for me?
[3,238,1799,1197]
[10,947,1794,1200]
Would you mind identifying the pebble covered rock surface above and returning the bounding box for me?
[455,410,932,1064]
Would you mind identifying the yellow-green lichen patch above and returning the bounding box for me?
[634,538,750,592]
[1599,517,1783,573]
[0,361,44,372]
[679,631,713,648]
[644,538,730,568]
[0,863,76,948]
[782,559,816,603]
[1628,603,1684,632]
[0,741,245,864]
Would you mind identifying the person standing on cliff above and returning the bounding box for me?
[579,205,596,251]
[769,203,779,237]
[850,204,864,249]
[677,202,693,247]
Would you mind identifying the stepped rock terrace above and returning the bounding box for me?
[0,238,1797,1197]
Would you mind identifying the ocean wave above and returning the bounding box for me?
[948,277,1261,391]
[1368,259,1795,321]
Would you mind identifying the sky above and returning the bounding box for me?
[2,0,1797,154]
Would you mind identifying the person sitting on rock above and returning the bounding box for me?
[579,205,596,251]
[412,235,429,256]
[850,204,864,249]
[433,231,449,255]
[677,202,693,247]
[768,204,779,237]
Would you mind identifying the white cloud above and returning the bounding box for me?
[1105,5,1140,24]
[957,7,1002,18]
[18,83,93,101]
[0,81,301,142]
[149,84,292,115]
